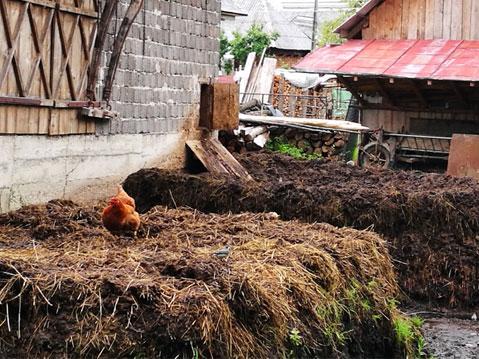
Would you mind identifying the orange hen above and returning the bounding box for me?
[102,197,141,234]
[116,184,136,209]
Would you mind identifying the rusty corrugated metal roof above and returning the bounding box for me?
[294,39,479,82]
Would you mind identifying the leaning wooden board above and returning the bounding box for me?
[186,138,253,181]
[239,113,370,132]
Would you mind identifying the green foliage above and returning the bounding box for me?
[392,315,426,358]
[220,32,234,74]
[317,0,367,47]
[220,32,230,59]
[229,24,279,67]
[266,137,322,161]
[289,328,303,347]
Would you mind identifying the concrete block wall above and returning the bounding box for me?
[97,0,221,135]
[0,0,220,213]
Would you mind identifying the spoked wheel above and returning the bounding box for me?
[359,142,391,169]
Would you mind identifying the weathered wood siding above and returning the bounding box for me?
[362,0,479,40]
[0,0,98,135]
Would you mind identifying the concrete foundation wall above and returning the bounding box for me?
[0,132,189,213]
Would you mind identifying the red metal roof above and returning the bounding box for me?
[294,39,479,82]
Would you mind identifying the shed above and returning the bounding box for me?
[294,0,479,167]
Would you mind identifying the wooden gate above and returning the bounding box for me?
[0,0,99,135]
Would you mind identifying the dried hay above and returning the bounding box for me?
[0,201,406,358]
[124,152,479,308]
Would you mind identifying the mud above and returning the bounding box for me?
[424,317,479,358]
[123,152,479,308]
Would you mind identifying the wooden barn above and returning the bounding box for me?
[295,0,479,170]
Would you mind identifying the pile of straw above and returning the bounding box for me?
[0,201,406,358]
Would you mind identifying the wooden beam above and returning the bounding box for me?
[103,0,144,103]
[346,17,369,39]
[337,76,366,106]
[87,0,120,100]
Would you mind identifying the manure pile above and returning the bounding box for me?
[124,152,479,309]
[0,200,408,358]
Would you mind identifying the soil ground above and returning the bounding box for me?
[424,317,479,358]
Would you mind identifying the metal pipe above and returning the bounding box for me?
[311,0,319,50]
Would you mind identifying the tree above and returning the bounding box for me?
[228,24,279,67]
[316,0,367,47]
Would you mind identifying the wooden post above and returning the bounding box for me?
[199,82,239,130]
[102,0,144,103]
[87,0,120,101]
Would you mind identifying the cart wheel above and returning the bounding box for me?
[360,142,391,169]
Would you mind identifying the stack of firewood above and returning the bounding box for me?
[272,76,334,119]
[270,127,348,158]
[220,125,270,154]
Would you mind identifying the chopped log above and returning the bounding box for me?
[294,133,304,141]
[312,140,322,148]
[244,126,268,142]
[284,128,296,139]
[334,139,346,148]
[253,133,270,148]
[325,138,336,146]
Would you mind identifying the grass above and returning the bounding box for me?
[389,298,426,358]
[266,136,322,160]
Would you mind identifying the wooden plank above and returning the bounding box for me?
[390,0,403,39]
[462,0,473,39]
[472,0,479,40]
[425,0,435,38]
[257,57,277,102]
[451,0,463,40]
[401,0,410,39]
[186,138,252,181]
[442,0,452,39]
[240,52,255,100]
[17,0,98,18]
[433,0,444,39]
[38,107,49,133]
[417,0,427,39]
[0,105,6,133]
[6,106,17,133]
[239,113,370,132]
[408,0,420,39]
